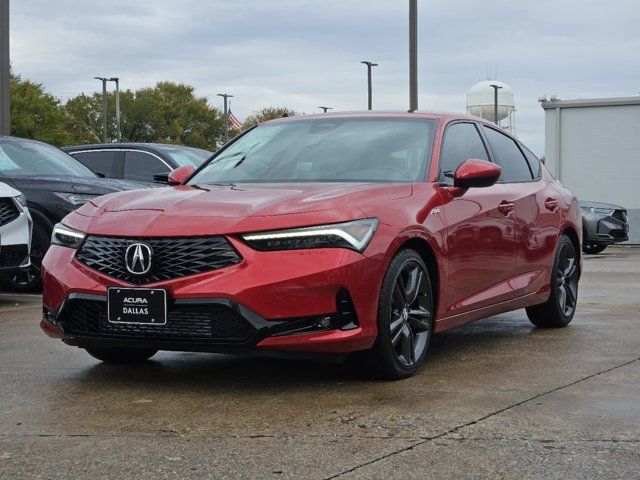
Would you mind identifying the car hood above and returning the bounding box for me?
[67,182,412,236]
[0,181,22,198]
[8,175,149,195]
[580,200,625,211]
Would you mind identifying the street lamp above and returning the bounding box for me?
[318,106,333,113]
[489,84,503,125]
[94,77,109,142]
[360,61,378,110]
[108,77,120,142]
[409,0,418,112]
[0,0,10,136]
[217,93,234,143]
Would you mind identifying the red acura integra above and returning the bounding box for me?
[41,113,582,379]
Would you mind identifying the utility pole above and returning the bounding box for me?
[489,84,503,125]
[409,0,418,112]
[217,93,233,143]
[109,77,120,142]
[360,61,378,110]
[94,77,108,142]
[0,0,10,136]
[318,106,333,113]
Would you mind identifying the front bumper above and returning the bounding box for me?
[582,212,629,244]
[41,239,383,354]
[0,202,32,273]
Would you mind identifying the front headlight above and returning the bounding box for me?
[51,223,85,249]
[14,194,27,206]
[584,207,614,215]
[241,218,379,253]
[54,192,98,206]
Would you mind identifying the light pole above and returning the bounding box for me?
[360,61,378,110]
[217,93,234,143]
[489,84,503,125]
[109,77,120,142]
[409,0,418,112]
[94,77,108,142]
[0,0,10,136]
[318,106,333,113]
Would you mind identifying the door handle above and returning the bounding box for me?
[544,198,559,211]
[498,201,515,215]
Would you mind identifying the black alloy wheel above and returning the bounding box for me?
[555,241,579,318]
[362,249,434,379]
[389,261,432,367]
[526,234,579,328]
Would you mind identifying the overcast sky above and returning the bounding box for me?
[10,0,640,154]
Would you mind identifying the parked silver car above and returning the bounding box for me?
[0,182,32,281]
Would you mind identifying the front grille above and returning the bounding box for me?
[612,210,627,223]
[59,299,256,343]
[76,236,242,284]
[0,198,20,226]
[0,245,28,269]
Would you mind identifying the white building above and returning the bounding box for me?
[540,96,640,243]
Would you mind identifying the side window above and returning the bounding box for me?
[521,145,542,179]
[71,151,117,178]
[123,151,169,182]
[482,127,533,182]
[439,123,489,185]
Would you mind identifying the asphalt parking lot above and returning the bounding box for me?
[1,247,639,479]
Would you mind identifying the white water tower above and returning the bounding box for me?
[466,80,516,134]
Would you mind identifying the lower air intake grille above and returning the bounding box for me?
[59,299,256,343]
[0,245,28,269]
[0,198,20,226]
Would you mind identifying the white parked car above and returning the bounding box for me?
[0,182,32,283]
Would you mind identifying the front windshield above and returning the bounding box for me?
[155,145,212,167]
[188,118,435,184]
[0,137,97,177]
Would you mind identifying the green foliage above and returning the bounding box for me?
[9,73,71,146]
[64,82,225,150]
[241,106,297,130]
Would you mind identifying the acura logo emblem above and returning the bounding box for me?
[125,243,153,275]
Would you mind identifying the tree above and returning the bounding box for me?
[241,107,297,130]
[9,73,70,146]
[65,82,226,150]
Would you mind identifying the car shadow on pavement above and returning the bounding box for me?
[64,314,541,392]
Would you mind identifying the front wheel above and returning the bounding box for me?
[526,235,579,328]
[85,347,158,363]
[583,243,607,254]
[363,249,434,379]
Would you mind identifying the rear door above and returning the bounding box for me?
[481,126,560,297]
[438,121,517,316]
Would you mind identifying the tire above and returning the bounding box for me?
[4,221,50,293]
[85,347,158,363]
[526,235,579,328]
[363,249,434,380]
[583,243,607,255]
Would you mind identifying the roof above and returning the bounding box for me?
[540,96,640,110]
[63,142,211,152]
[264,110,485,124]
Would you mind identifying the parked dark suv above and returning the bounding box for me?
[0,136,148,291]
[63,143,213,184]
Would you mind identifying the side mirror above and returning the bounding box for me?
[453,159,501,189]
[167,165,195,185]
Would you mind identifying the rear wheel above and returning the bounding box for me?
[583,243,607,254]
[85,347,158,363]
[363,249,434,379]
[526,235,579,328]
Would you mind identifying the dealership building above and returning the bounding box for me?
[540,96,640,243]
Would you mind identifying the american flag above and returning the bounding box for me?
[228,110,242,131]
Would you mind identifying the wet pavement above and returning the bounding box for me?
[1,247,639,479]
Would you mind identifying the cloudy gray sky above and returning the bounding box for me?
[10,0,640,154]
